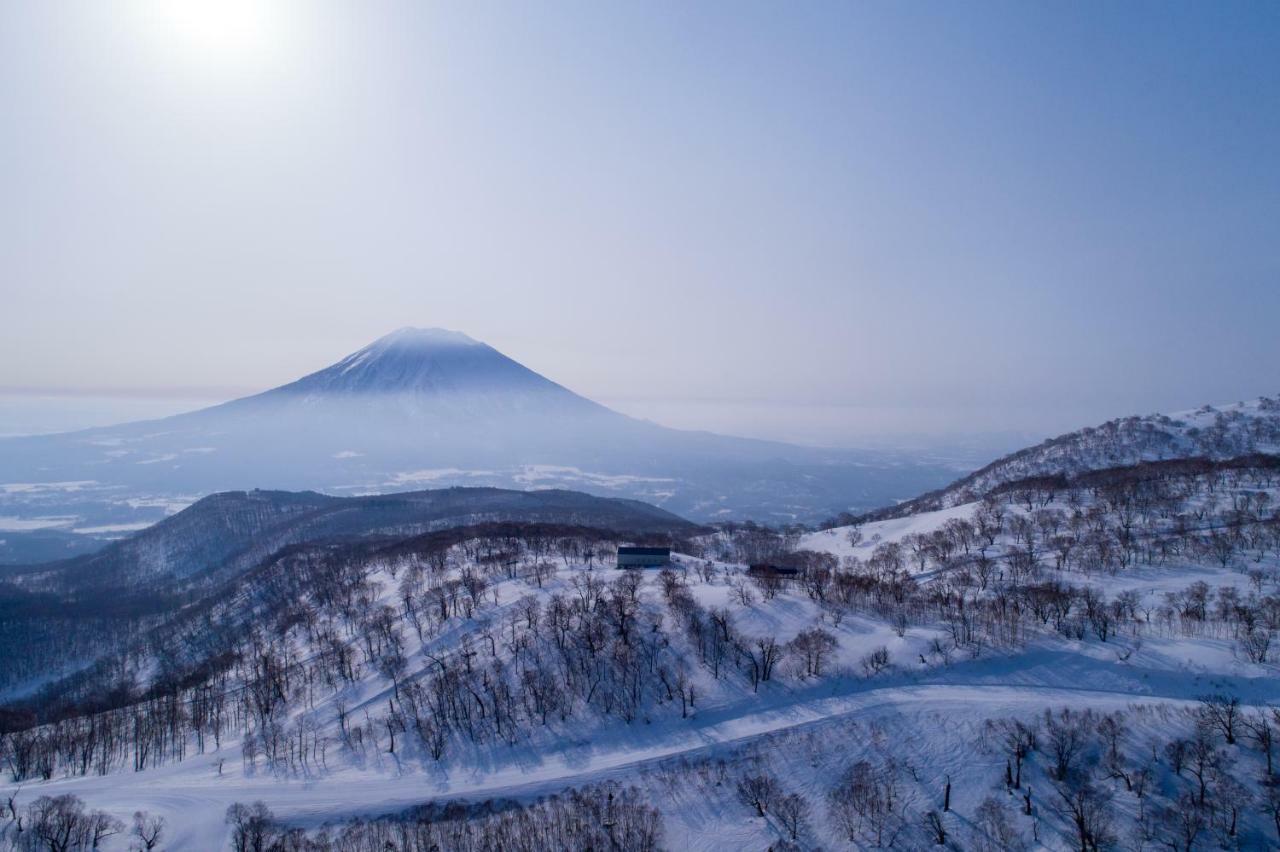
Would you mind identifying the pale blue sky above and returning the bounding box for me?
[1,2,1276,444]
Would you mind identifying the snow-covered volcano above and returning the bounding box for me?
[265,327,602,408]
[0,329,960,529]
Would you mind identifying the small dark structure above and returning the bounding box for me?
[617,546,671,569]
[747,564,800,579]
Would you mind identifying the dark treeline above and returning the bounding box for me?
[0,586,188,695]
[217,785,661,852]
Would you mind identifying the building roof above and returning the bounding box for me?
[748,563,800,575]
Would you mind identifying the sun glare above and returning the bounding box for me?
[139,0,281,65]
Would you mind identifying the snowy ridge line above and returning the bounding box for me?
[851,452,1280,527]
[836,402,1280,526]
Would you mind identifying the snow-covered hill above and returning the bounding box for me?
[0,488,700,705]
[860,396,1280,521]
[3,487,697,591]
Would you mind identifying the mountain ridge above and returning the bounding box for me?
[3,485,700,592]
[851,395,1280,522]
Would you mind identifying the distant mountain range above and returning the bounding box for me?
[0,328,966,545]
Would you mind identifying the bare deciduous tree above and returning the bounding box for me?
[736,773,780,818]
[774,792,809,841]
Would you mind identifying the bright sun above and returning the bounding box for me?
[141,0,280,63]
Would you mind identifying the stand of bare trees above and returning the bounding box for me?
[222,785,661,852]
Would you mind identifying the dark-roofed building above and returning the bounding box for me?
[747,564,800,579]
[617,546,671,569]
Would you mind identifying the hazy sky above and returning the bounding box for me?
[1,2,1277,446]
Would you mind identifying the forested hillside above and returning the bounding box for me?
[0,488,698,702]
[2,427,1279,848]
